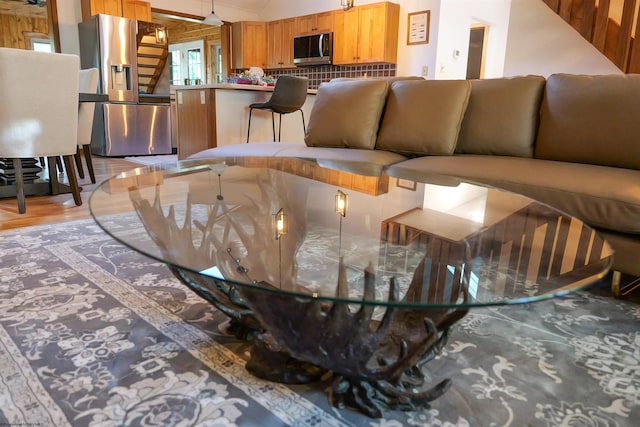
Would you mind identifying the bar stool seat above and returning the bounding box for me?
[247,76,308,143]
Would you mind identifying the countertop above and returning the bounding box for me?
[172,83,318,95]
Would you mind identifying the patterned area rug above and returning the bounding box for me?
[1,218,639,426]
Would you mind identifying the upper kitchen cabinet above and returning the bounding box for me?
[232,21,267,69]
[333,2,399,65]
[266,18,296,69]
[81,0,150,21]
[295,11,333,35]
[122,0,151,21]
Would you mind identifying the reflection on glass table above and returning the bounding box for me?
[89,156,613,418]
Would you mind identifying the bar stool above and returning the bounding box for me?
[246,76,308,143]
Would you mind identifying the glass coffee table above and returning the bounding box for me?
[89,156,613,418]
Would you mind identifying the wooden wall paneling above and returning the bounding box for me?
[0,13,47,49]
[592,0,611,51]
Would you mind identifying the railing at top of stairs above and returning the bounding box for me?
[543,0,640,73]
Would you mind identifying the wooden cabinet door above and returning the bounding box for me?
[332,9,359,65]
[281,18,296,68]
[357,3,387,62]
[296,12,333,35]
[232,22,267,69]
[122,0,151,21]
[315,11,334,33]
[266,20,283,69]
[295,14,316,35]
[267,18,296,69]
[245,21,267,68]
[81,0,122,21]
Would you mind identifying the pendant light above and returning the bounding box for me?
[203,0,223,26]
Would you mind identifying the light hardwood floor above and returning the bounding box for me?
[0,156,140,230]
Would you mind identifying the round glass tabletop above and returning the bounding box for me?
[89,156,613,310]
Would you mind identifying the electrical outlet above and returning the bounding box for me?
[421,65,428,76]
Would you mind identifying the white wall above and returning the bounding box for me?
[435,0,511,79]
[504,0,622,76]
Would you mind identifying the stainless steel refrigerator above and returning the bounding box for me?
[79,14,172,156]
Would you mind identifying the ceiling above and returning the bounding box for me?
[216,0,269,12]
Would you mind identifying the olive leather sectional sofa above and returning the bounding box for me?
[190,74,640,288]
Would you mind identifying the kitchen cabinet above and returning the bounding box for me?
[232,21,267,69]
[81,0,121,20]
[81,0,150,21]
[266,18,296,69]
[295,11,334,35]
[333,2,399,65]
[122,0,151,21]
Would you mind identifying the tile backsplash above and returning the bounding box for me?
[233,63,397,89]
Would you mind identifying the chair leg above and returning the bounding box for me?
[82,144,96,184]
[271,112,276,142]
[12,159,26,214]
[300,109,306,135]
[247,108,253,143]
[56,157,63,173]
[47,157,61,195]
[278,113,282,142]
[75,147,85,179]
[62,155,82,206]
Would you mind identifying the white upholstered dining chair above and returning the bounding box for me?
[76,67,99,183]
[0,48,82,214]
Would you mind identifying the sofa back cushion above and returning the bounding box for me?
[376,79,471,156]
[304,79,389,149]
[456,75,545,158]
[536,73,640,170]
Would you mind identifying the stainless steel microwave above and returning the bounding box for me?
[293,32,333,66]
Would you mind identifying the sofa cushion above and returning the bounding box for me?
[386,155,640,234]
[376,79,471,156]
[456,76,545,158]
[304,79,389,149]
[536,73,640,170]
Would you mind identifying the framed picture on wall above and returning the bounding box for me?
[407,11,430,45]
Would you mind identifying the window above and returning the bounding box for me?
[169,40,205,85]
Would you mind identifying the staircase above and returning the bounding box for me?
[543,0,640,73]
[136,22,168,94]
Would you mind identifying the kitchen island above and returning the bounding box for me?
[173,83,317,159]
